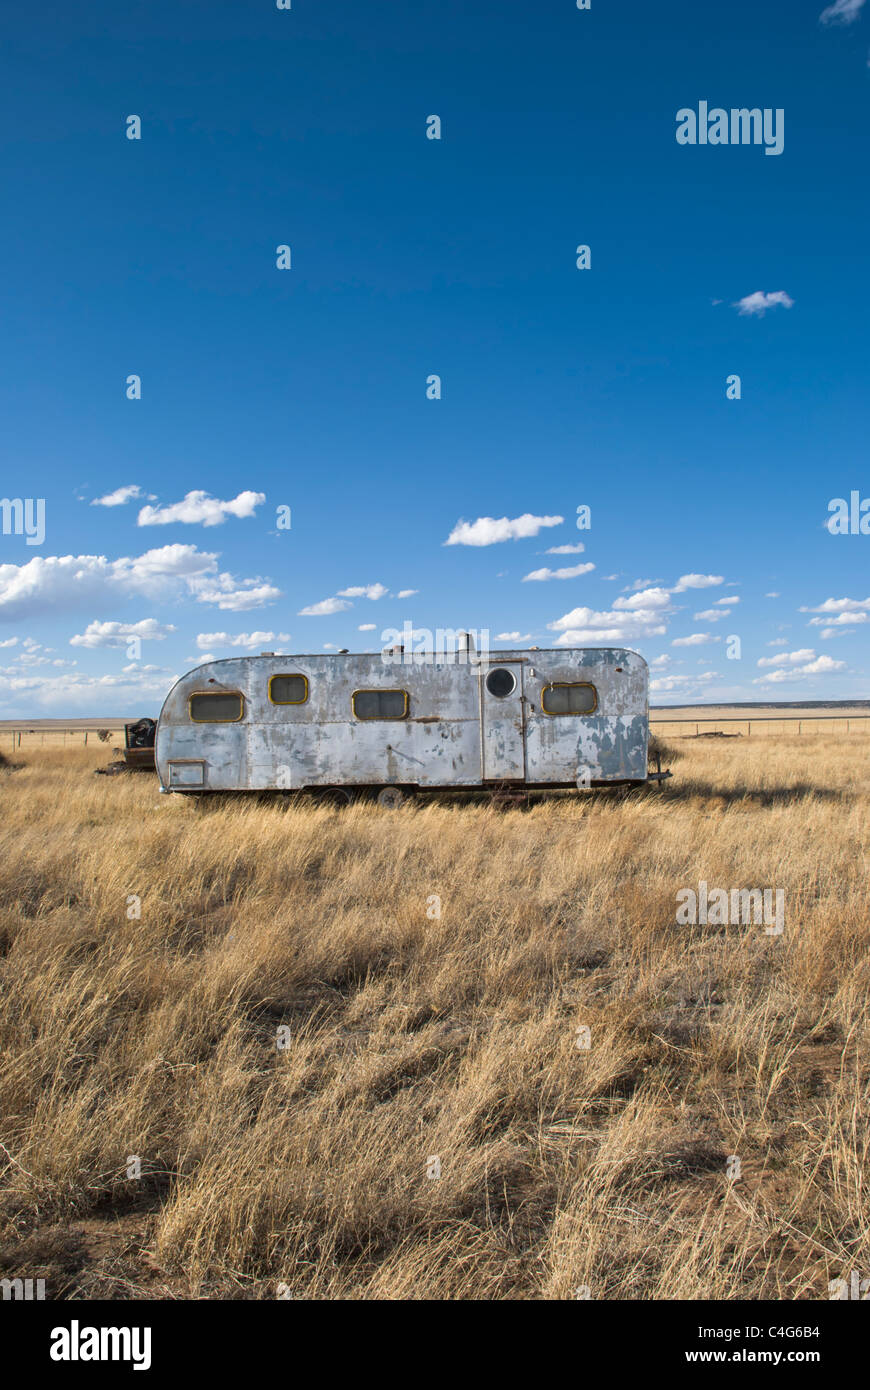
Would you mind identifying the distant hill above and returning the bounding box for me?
[650,699,870,711]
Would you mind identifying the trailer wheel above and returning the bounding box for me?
[376,786,405,809]
[312,786,354,807]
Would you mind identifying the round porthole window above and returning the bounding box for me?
[485,667,516,698]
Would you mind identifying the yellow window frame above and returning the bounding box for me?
[268,673,309,705]
[352,688,410,721]
[188,691,246,723]
[540,682,598,716]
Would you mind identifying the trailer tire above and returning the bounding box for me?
[376,786,406,809]
[312,786,354,807]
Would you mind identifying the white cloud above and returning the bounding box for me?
[0,637,18,649]
[715,595,737,605]
[337,583,388,600]
[757,647,820,668]
[396,589,418,599]
[70,619,176,649]
[298,597,353,616]
[650,672,717,693]
[672,633,719,647]
[91,484,143,508]
[694,608,731,621]
[623,578,662,592]
[766,592,780,598]
[733,291,794,317]
[547,604,668,646]
[755,653,846,683]
[819,0,866,25]
[137,490,265,528]
[613,587,672,611]
[0,667,176,715]
[193,582,281,611]
[358,623,376,631]
[755,648,846,681]
[545,543,585,555]
[672,574,724,592]
[522,563,595,582]
[444,514,563,546]
[495,631,532,642]
[801,596,870,615]
[195,631,290,650]
[766,638,789,647]
[0,543,258,620]
[650,654,671,669]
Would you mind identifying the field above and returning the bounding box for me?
[1,734,868,1300]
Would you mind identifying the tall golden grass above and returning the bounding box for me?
[0,736,868,1299]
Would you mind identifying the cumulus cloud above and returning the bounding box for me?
[613,587,673,611]
[766,592,780,598]
[755,649,846,682]
[444,514,563,546]
[733,291,794,317]
[545,544,585,555]
[801,596,870,638]
[0,667,176,716]
[358,623,376,631]
[396,589,418,599]
[297,597,353,616]
[495,631,532,642]
[0,544,281,620]
[544,578,733,649]
[801,596,870,615]
[195,631,290,650]
[694,608,731,621]
[522,563,595,582]
[650,671,717,694]
[548,607,667,646]
[70,619,176,649]
[819,0,866,24]
[336,583,389,600]
[672,633,719,647]
[671,574,724,592]
[137,490,265,528]
[91,484,143,508]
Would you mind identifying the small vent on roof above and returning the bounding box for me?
[260,651,274,656]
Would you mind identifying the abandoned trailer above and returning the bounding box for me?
[153,642,659,803]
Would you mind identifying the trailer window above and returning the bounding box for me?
[189,691,245,722]
[352,689,409,720]
[541,682,598,715]
[269,674,308,705]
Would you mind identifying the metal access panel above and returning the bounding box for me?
[167,760,206,788]
[480,662,526,781]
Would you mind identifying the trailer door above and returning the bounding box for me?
[480,662,526,780]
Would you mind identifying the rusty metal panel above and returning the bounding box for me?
[155,648,649,792]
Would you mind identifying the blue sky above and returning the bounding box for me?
[0,0,867,714]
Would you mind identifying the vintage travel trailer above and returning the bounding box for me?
[155,644,653,801]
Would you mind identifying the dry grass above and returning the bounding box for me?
[0,736,868,1300]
